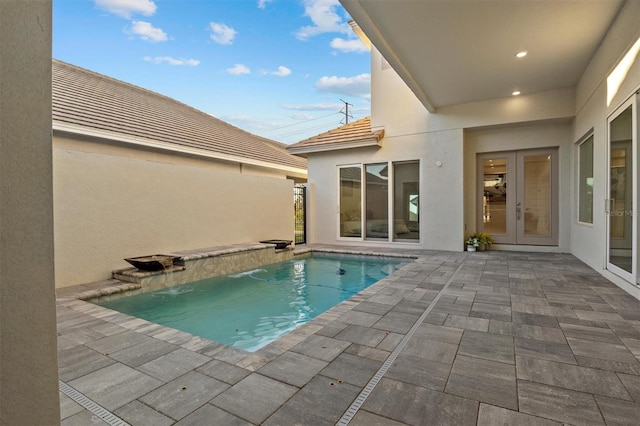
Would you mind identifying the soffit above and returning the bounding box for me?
[341,0,625,111]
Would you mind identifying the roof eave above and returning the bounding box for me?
[53,120,308,176]
[287,137,382,156]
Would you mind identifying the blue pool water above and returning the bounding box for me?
[97,254,403,352]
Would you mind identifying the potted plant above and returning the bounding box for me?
[465,236,480,252]
[466,232,494,251]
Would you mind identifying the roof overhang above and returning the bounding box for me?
[53,121,308,176]
[287,133,382,156]
[340,0,626,112]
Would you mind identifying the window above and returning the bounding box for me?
[578,134,594,223]
[339,166,362,237]
[394,161,420,240]
[339,161,419,242]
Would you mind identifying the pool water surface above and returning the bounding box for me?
[97,254,403,351]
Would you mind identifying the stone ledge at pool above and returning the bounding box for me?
[110,243,297,295]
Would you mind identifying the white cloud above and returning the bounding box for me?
[316,73,371,98]
[227,64,251,75]
[261,66,292,77]
[257,0,273,9]
[210,22,237,45]
[295,0,351,40]
[144,56,200,66]
[330,37,368,53]
[95,0,156,19]
[128,21,167,42]
[280,103,342,111]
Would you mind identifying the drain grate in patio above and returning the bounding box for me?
[59,381,131,426]
[336,259,466,425]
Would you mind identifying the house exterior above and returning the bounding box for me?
[290,1,640,299]
[53,60,307,287]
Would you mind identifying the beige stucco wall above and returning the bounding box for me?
[53,134,298,287]
[571,0,640,298]
[0,0,60,423]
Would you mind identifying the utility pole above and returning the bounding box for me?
[340,99,353,125]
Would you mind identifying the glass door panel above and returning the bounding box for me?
[478,153,515,244]
[339,166,362,238]
[607,103,634,277]
[364,163,389,240]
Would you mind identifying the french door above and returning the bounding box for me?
[477,148,558,246]
[606,97,637,283]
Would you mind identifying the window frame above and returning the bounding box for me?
[576,131,595,225]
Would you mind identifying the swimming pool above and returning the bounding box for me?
[97,253,403,352]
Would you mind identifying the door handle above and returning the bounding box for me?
[516,202,521,220]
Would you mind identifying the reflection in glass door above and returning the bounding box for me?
[477,149,558,246]
[607,102,634,279]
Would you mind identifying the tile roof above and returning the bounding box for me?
[287,116,383,156]
[52,60,307,172]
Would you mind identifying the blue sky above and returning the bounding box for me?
[53,0,371,144]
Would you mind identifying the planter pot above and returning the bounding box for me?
[478,243,486,251]
[466,245,476,252]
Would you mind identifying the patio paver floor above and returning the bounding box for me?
[57,246,640,425]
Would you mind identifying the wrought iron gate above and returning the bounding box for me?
[294,184,306,244]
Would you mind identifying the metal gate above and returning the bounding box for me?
[294,184,306,244]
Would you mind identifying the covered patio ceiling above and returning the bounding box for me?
[340,0,625,112]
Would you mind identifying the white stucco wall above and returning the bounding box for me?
[53,134,298,287]
[571,0,640,297]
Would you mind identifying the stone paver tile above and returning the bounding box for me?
[361,377,478,425]
[320,352,381,387]
[470,301,512,321]
[175,404,251,426]
[515,337,577,364]
[458,329,514,364]
[574,310,625,323]
[58,345,116,381]
[106,337,179,368]
[349,410,406,426]
[413,322,464,345]
[432,301,472,316]
[61,410,110,426]
[373,310,419,334]
[59,393,84,420]
[567,337,638,364]
[518,380,605,425]
[576,355,640,375]
[445,355,517,410]
[424,311,448,325]
[622,338,640,357]
[113,400,174,426]
[618,373,640,402]
[402,336,458,364]
[84,330,149,355]
[337,310,382,327]
[196,359,251,385]
[334,324,389,347]
[559,322,622,343]
[211,373,298,424]
[516,355,631,400]
[512,312,560,328]
[138,348,211,382]
[511,295,550,306]
[443,314,489,332]
[140,370,229,420]
[376,331,403,352]
[263,376,360,426]
[68,363,163,411]
[609,322,640,339]
[258,351,328,387]
[477,403,561,426]
[290,334,350,362]
[473,292,511,305]
[352,301,394,316]
[511,302,578,319]
[386,354,451,391]
[595,395,640,426]
[345,343,390,362]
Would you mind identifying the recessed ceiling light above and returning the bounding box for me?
[515,51,528,58]
[512,91,521,96]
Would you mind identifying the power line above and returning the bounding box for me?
[263,111,340,133]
